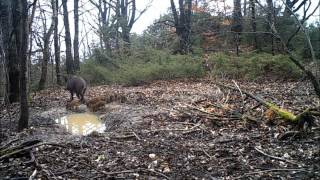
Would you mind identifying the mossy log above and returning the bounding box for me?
[265,102,314,128]
[217,83,315,128]
[265,102,297,122]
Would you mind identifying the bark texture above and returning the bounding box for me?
[170,0,192,54]
[62,0,74,75]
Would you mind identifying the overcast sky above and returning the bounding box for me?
[131,0,172,34]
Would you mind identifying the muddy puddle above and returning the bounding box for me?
[55,113,105,135]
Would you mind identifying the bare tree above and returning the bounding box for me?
[88,0,114,51]
[0,1,20,103]
[16,0,30,131]
[231,0,243,56]
[27,0,37,93]
[170,0,192,54]
[115,0,150,49]
[54,0,62,85]
[117,0,136,48]
[0,25,4,101]
[284,0,308,17]
[266,0,275,55]
[1,0,31,130]
[285,0,319,48]
[62,0,74,75]
[74,0,80,71]
[256,0,320,99]
[243,0,247,16]
[249,0,257,49]
[38,0,55,90]
[87,0,150,52]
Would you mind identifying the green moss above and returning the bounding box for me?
[266,102,297,121]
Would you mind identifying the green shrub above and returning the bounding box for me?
[79,61,115,85]
[80,49,302,86]
[79,49,205,86]
[208,52,303,80]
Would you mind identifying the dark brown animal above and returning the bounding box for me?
[66,76,87,103]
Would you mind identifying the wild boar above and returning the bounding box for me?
[66,76,87,103]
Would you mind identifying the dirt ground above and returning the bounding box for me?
[0,78,319,179]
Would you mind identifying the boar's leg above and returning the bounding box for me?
[70,91,74,101]
[80,95,85,103]
[80,87,86,103]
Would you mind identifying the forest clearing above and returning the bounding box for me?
[0,0,320,179]
[1,79,319,179]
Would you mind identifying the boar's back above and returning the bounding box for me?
[66,76,87,94]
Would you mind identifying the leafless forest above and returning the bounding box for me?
[0,0,320,179]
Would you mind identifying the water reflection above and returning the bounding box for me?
[55,113,106,135]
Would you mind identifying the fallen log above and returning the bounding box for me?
[216,82,315,130]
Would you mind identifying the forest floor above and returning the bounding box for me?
[0,78,319,179]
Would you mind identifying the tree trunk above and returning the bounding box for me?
[170,0,192,54]
[249,0,257,49]
[122,28,130,48]
[27,1,37,94]
[267,0,274,55]
[89,0,112,53]
[38,0,55,90]
[0,32,3,101]
[243,0,247,16]
[53,0,62,85]
[62,0,74,75]
[73,0,80,71]
[16,0,29,131]
[283,0,301,17]
[232,0,243,56]
[0,1,20,103]
[116,0,136,49]
[185,0,192,53]
[0,0,29,131]
[7,42,20,102]
[38,43,51,90]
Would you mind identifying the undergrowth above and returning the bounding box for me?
[79,49,303,86]
[79,49,205,86]
[207,52,303,80]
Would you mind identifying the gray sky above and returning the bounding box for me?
[132,0,172,34]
